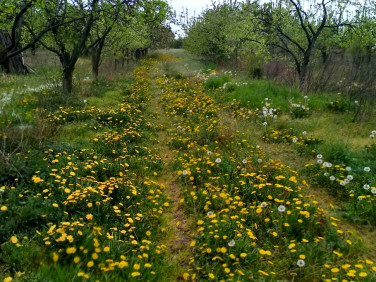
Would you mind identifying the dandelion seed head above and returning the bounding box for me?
[297,259,305,267]
[278,205,286,212]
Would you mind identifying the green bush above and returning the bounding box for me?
[202,62,216,74]
[327,96,351,112]
[321,142,352,163]
[204,74,230,90]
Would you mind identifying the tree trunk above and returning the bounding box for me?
[321,48,328,64]
[91,50,99,80]
[62,68,74,93]
[90,38,105,80]
[0,30,28,74]
[299,49,312,91]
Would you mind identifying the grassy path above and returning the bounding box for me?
[1,52,376,281]
[149,53,376,281]
[150,87,193,279]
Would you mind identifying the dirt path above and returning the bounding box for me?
[150,86,192,280]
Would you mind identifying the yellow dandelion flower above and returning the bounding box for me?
[53,252,59,262]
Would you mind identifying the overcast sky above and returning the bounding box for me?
[167,0,214,36]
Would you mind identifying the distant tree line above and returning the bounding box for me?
[182,0,376,96]
[0,0,174,93]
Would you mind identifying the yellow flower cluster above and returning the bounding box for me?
[1,58,170,280]
[156,58,376,281]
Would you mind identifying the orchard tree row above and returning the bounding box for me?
[0,0,173,92]
[182,0,376,92]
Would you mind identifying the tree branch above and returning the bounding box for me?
[7,1,34,53]
[289,0,312,44]
[276,26,305,54]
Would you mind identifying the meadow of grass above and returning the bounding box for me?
[1,49,376,281]
[0,56,176,281]
[196,63,376,229]
[155,55,376,280]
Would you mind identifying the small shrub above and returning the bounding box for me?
[322,142,352,163]
[204,74,231,90]
[289,96,311,119]
[202,62,216,74]
[223,82,237,92]
[327,95,350,112]
[174,73,184,79]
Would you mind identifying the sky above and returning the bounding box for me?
[167,0,214,37]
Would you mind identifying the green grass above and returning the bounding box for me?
[87,90,123,108]
[204,74,230,90]
[217,79,302,111]
[0,56,175,282]
[57,121,98,147]
[2,49,376,281]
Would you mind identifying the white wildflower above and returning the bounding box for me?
[297,259,305,267]
[278,205,286,212]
